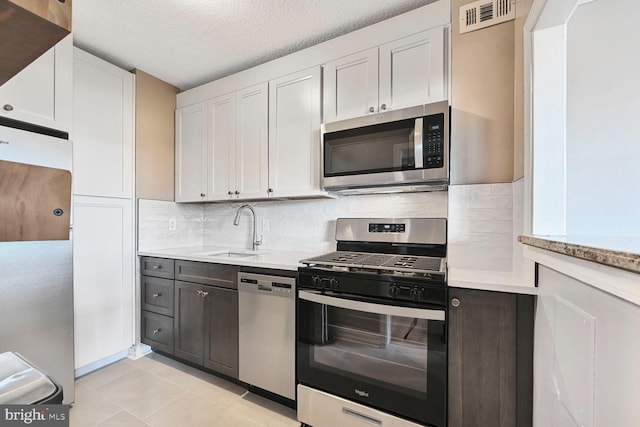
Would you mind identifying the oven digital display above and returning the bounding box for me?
[368,223,405,233]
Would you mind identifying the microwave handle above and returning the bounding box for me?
[414,118,424,168]
[299,290,445,321]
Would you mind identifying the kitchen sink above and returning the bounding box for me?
[194,250,263,259]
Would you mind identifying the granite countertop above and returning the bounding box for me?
[138,246,323,271]
[518,235,640,275]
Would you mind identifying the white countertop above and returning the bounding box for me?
[138,246,323,271]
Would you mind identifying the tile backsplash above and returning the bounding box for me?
[139,192,448,252]
[139,182,528,282]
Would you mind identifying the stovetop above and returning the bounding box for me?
[300,250,445,276]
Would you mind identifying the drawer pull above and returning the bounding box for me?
[197,290,209,298]
[152,328,161,334]
[151,264,162,270]
[3,104,14,111]
[152,292,161,298]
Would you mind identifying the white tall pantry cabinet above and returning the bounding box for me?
[72,48,135,374]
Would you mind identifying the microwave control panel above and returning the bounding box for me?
[424,114,445,169]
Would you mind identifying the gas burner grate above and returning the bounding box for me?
[301,251,444,274]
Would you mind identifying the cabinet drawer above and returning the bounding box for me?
[175,260,238,289]
[141,257,175,279]
[142,276,174,316]
[141,311,174,354]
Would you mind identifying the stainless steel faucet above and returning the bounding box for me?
[233,204,263,251]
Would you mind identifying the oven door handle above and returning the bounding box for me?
[298,290,445,321]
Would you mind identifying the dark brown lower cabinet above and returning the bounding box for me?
[448,287,534,427]
[204,286,238,378]
[174,281,208,364]
[173,279,239,379]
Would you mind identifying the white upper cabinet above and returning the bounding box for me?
[268,67,323,198]
[175,102,208,202]
[0,35,72,133]
[323,28,446,123]
[323,48,378,123]
[73,48,134,198]
[177,83,269,202]
[209,93,236,201]
[235,83,269,199]
[379,28,445,112]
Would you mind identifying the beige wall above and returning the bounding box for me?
[450,0,531,184]
[134,69,179,200]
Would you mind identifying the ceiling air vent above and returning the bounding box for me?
[459,0,516,34]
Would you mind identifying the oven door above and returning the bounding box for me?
[297,290,446,427]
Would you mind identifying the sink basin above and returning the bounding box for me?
[209,251,258,258]
[194,250,263,259]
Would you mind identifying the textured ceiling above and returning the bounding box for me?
[72,0,437,90]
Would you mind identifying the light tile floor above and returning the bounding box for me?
[70,352,300,427]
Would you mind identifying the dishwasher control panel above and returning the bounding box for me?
[238,272,295,295]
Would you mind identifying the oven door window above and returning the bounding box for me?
[297,291,446,427]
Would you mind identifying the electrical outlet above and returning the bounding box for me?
[262,218,270,232]
[169,218,177,231]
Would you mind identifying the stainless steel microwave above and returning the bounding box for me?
[321,101,449,193]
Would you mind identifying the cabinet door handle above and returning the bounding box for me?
[3,104,14,111]
[235,191,240,195]
[451,298,460,307]
[196,290,209,297]
[151,265,162,270]
[228,191,233,195]
[200,193,206,197]
[152,329,161,334]
[152,293,161,298]
[268,188,273,193]
[380,103,387,110]
[368,106,375,113]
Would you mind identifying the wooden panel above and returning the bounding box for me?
[204,287,239,378]
[175,260,238,289]
[9,0,71,31]
[448,288,517,427]
[134,69,179,201]
[141,256,175,279]
[0,1,69,85]
[142,311,174,354]
[174,281,205,365]
[0,160,71,241]
[142,276,174,316]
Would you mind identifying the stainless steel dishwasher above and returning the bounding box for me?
[238,272,296,400]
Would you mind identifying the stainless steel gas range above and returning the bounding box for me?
[297,218,448,427]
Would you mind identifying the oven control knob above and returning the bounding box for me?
[312,276,322,288]
[329,278,339,290]
[410,286,420,301]
[388,284,398,298]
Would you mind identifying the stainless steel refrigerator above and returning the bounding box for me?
[0,123,75,404]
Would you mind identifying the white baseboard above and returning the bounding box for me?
[128,343,152,360]
[74,349,130,378]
